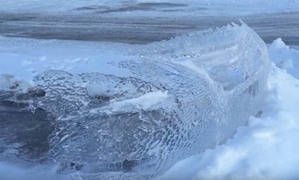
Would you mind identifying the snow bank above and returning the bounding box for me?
[157,39,299,180]
[195,67,299,179]
[269,38,299,78]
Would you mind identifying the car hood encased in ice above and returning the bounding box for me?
[0,22,270,180]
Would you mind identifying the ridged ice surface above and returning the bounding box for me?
[0,23,270,179]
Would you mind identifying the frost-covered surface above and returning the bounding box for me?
[0,0,299,16]
[157,40,299,180]
[0,23,270,179]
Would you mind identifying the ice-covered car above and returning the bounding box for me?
[0,22,269,180]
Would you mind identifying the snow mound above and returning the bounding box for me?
[0,23,270,179]
[269,38,299,78]
[157,38,299,180]
[194,66,299,180]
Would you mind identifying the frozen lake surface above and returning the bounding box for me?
[0,11,299,45]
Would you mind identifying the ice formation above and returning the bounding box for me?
[0,23,270,179]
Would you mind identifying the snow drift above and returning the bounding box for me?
[0,23,270,179]
[157,39,299,180]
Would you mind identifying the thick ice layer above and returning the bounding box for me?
[0,23,270,179]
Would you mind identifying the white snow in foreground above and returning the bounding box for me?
[157,40,299,179]
[195,68,299,179]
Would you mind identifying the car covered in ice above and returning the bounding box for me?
[0,22,269,180]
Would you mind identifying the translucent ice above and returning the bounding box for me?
[0,22,270,180]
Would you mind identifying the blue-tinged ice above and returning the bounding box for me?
[0,23,270,180]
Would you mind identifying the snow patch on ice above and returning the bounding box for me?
[86,80,117,97]
[110,90,168,110]
[0,74,31,92]
[90,91,169,114]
